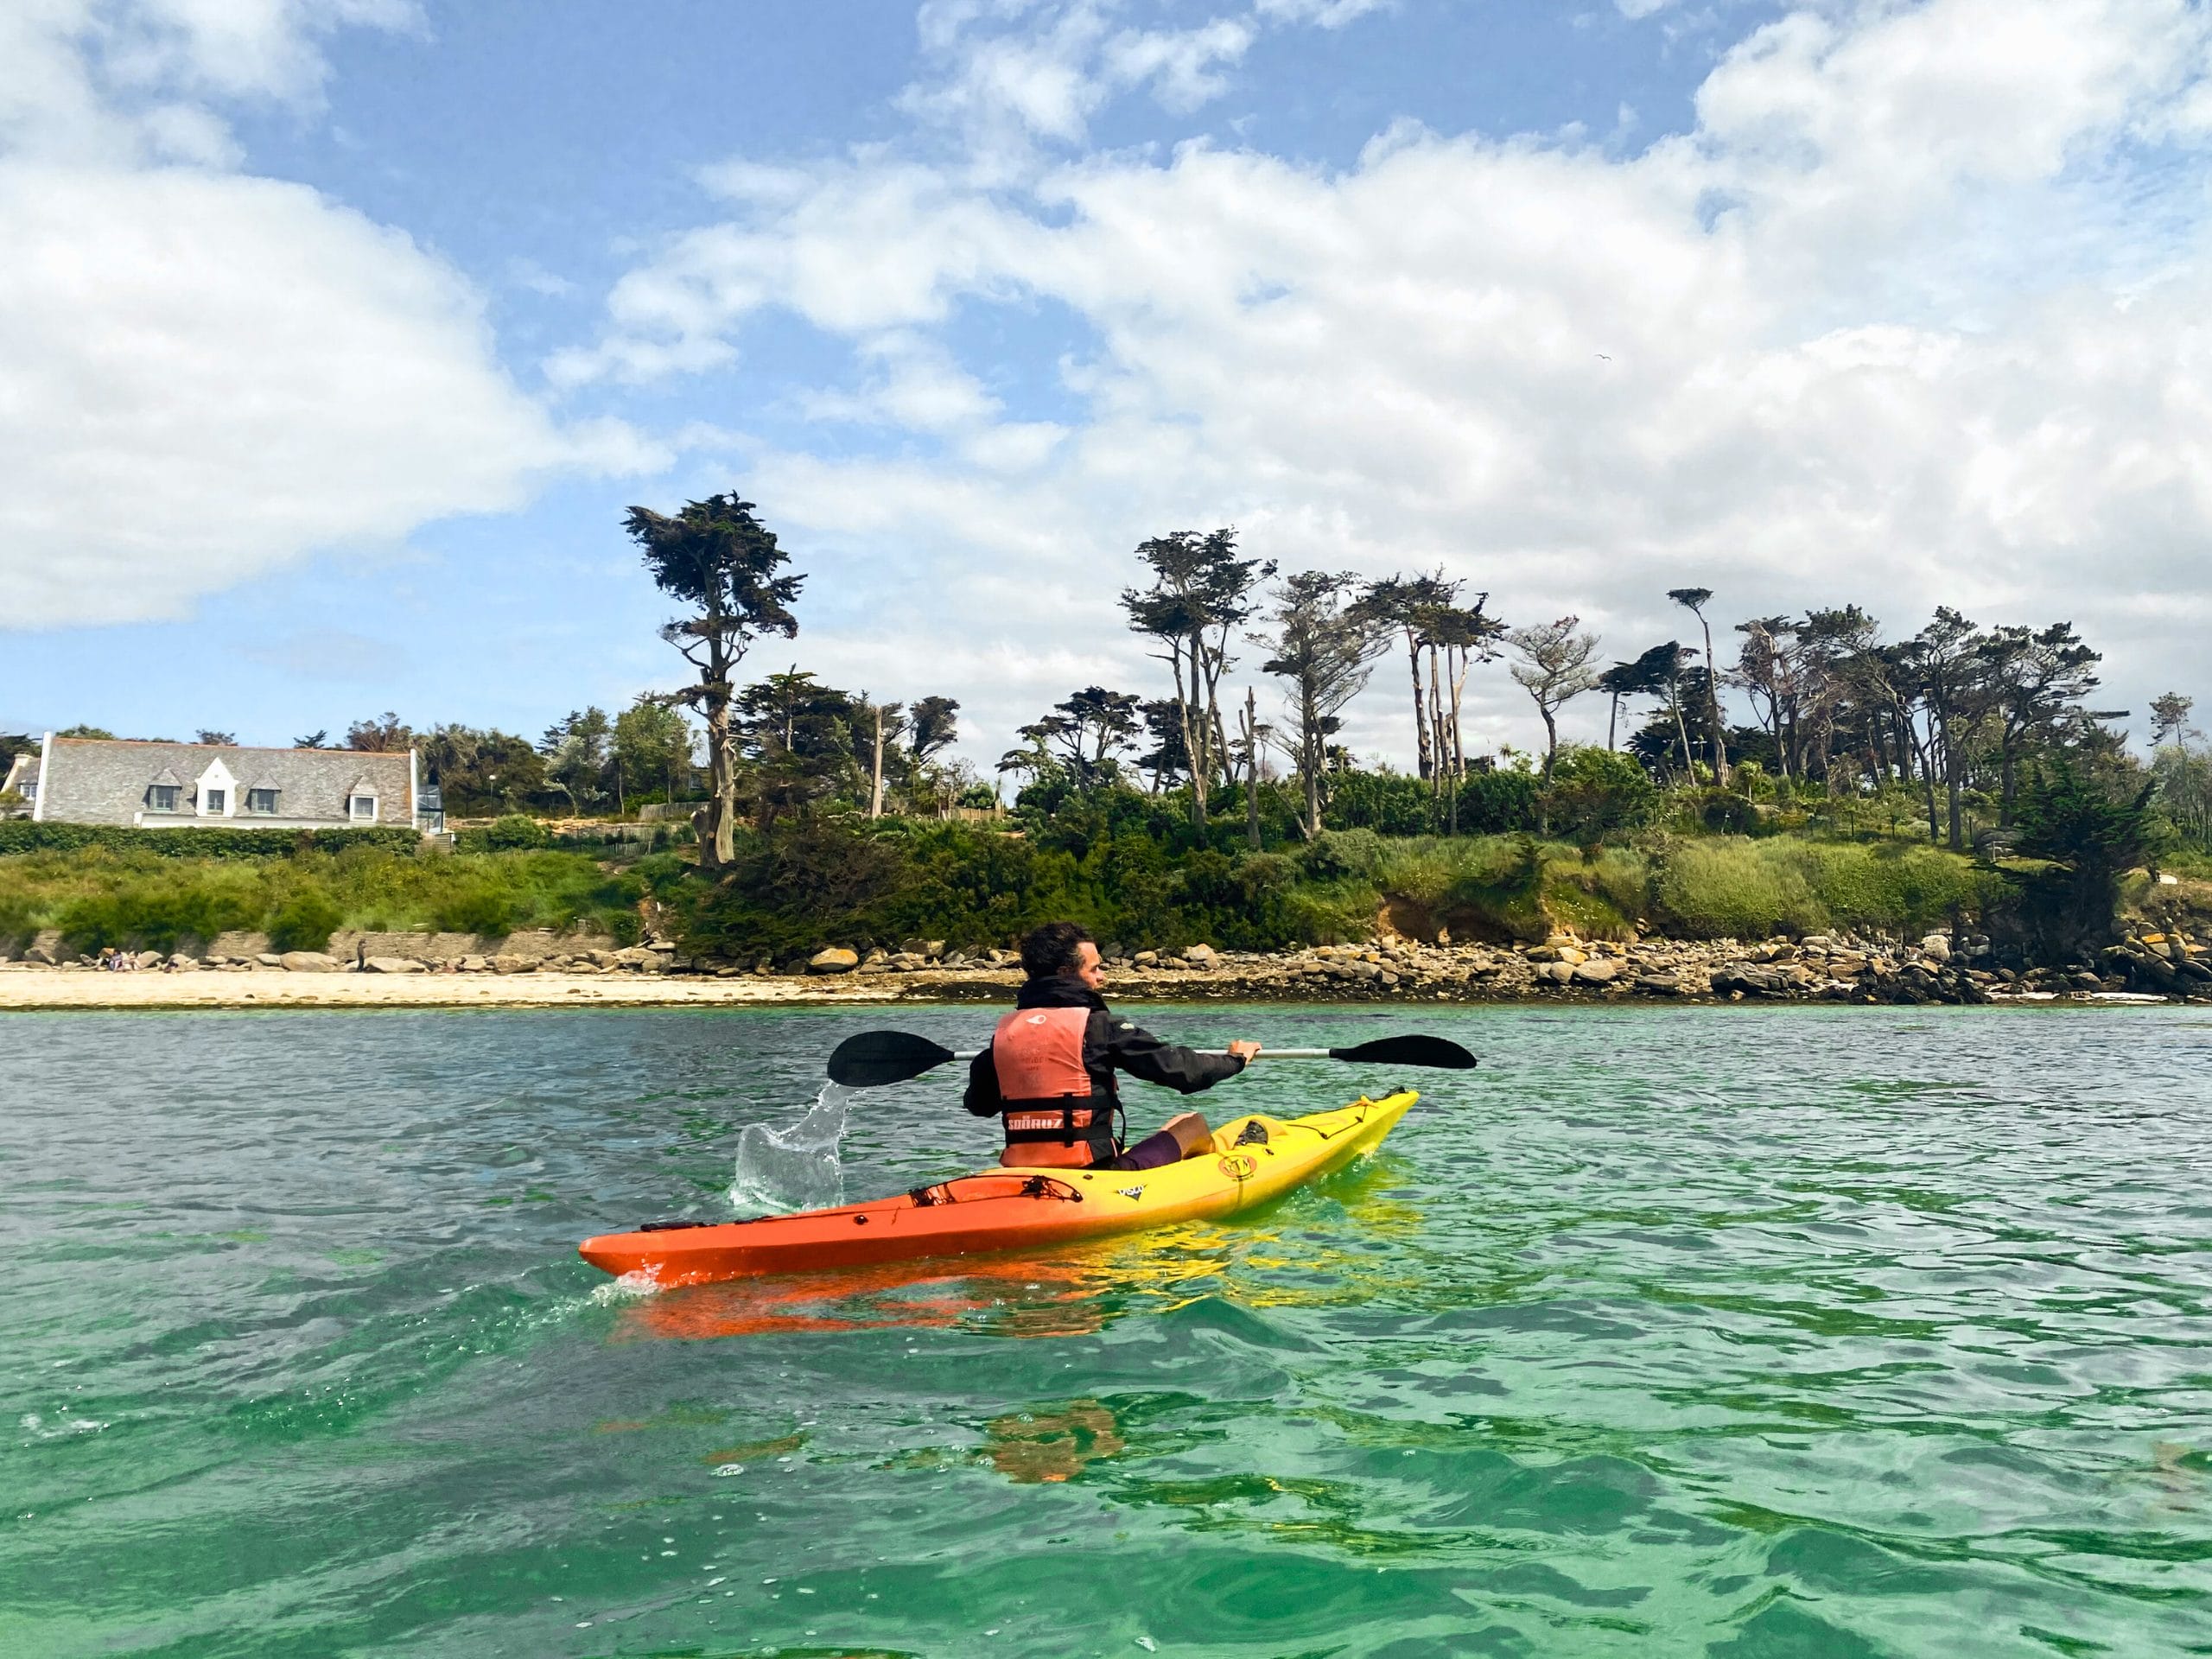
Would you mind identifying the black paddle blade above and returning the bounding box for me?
[1326,1033,1478,1071]
[828,1030,960,1088]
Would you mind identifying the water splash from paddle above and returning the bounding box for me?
[728,1082,854,1216]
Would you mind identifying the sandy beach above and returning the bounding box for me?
[0,964,1022,1013]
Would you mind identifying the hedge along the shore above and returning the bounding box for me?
[0,823,423,859]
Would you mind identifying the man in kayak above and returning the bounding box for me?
[964,921,1261,1171]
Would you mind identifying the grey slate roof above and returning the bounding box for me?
[32,738,415,830]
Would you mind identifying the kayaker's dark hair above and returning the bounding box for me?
[1020,921,1094,980]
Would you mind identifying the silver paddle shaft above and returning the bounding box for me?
[948,1047,1308,1060]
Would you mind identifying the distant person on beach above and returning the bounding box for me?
[963,920,1259,1171]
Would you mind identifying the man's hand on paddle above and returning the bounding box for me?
[1228,1039,1262,1065]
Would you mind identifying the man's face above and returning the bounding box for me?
[1073,941,1105,992]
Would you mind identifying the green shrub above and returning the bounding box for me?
[1456,768,1539,834]
[1300,828,1387,881]
[1325,772,1435,836]
[1647,837,1997,940]
[474,814,552,852]
[1431,836,1550,939]
[1689,787,1767,836]
[0,887,32,950]
[267,890,344,953]
[428,881,517,938]
[1651,839,1825,939]
[1775,842,1993,936]
[55,872,263,952]
[0,823,417,858]
[1539,747,1659,842]
[1,842,655,953]
[1541,845,1650,938]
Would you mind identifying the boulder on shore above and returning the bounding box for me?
[279,951,341,973]
[364,957,426,975]
[810,947,861,974]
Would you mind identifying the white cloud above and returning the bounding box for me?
[893,0,1290,171]
[0,0,646,631]
[797,333,1004,430]
[1104,18,1258,114]
[569,0,2212,760]
[0,164,569,628]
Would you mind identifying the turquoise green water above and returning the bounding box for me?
[4,1006,2210,1657]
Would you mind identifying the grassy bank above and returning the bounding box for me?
[8,812,2188,966]
[678,817,2008,960]
[0,842,648,954]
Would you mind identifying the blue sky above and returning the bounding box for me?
[3,0,2208,765]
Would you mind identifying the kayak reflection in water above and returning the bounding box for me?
[963,922,1262,1173]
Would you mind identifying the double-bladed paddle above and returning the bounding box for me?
[827,1028,1477,1089]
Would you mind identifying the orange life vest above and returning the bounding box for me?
[991,1006,1117,1168]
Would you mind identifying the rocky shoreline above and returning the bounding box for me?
[4,922,2206,1007]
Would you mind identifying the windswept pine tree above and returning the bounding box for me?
[626,493,804,869]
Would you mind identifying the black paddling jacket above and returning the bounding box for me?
[963,976,1247,1162]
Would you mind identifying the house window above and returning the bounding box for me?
[149,785,180,811]
[247,788,277,814]
[204,788,226,815]
[18,783,32,803]
[348,794,377,821]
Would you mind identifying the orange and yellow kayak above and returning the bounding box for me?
[578,1091,1415,1287]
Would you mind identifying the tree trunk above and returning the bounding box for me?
[1305,705,1324,842]
[1607,690,1620,752]
[1406,633,1432,780]
[1912,715,1940,843]
[1671,686,1696,783]
[1699,615,1730,785]
[1943,715,1964,851]
[1541,707,1559,775]
[1448,645,1469,779]
[701,692,736,870]
[1428,645,1451,826]
[1243,687,1262,850]
[868,706,886,819]
[1173,639,1207,830]
[1998,721,2020,827]
[1190,639,1212,827]
[1428,647,1449,784]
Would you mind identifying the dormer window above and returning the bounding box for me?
[247,788,278,814]
[149,785,180,811]
[193,756,237,818]
[348,793,378,821]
